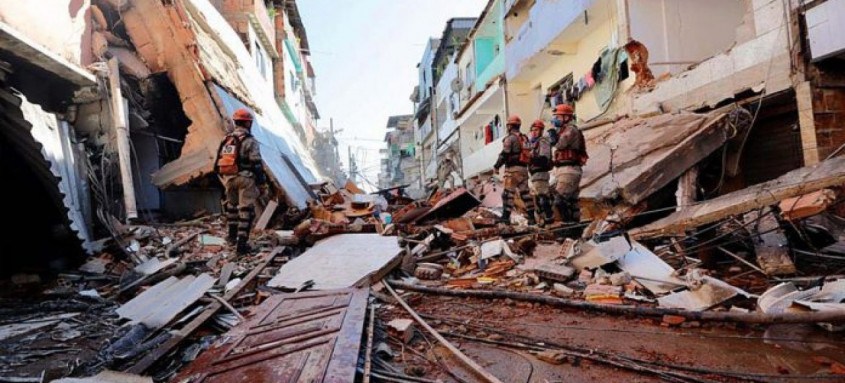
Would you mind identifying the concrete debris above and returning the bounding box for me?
[658,270,750,311]
[53,370,153,383]
[267,234,402,290]
[760,279,845,316]
[387,318,416,344]
[2,0,845,381]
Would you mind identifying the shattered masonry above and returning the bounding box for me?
[2,0,845,383]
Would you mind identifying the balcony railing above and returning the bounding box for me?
[505,0,592,79]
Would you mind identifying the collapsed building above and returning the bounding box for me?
[3,0,845,382]
[0,0,325,274]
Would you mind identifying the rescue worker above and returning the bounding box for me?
[493,115,536,225]
[214,108,266,255]
[551,104,588,232]
[528,119,554,226]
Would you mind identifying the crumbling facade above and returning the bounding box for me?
[0,0,325,267]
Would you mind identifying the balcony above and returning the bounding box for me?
[505,0,606,81]
[249,0,275,51]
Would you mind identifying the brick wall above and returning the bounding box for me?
[812,84,845,159]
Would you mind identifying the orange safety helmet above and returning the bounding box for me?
[531,119,545,129]
[506,115,522,126]
[553,104,574,116]
[232,108,254,122]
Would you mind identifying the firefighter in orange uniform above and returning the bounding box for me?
[551,104,587,231]
[528,119,554,226]
[493,115,536,225]
[214,108,265,254]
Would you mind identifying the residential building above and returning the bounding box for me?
[0,0,326,272]
[412,38,440,185]
[493,0,845,214]
[210,0,321,150]
[453,0,508,179]
[379,115,421,195]
[431,18,476,185]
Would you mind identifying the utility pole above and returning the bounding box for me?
[348,145,357,184]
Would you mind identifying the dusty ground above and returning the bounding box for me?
[376,294,845,383]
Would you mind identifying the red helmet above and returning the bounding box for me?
[232,108,254,122]
[506,115,522,126]
[553,104,574,116]
[531,119,545,129]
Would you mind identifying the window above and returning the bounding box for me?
[289,71,299,93]
[254,41,269,80]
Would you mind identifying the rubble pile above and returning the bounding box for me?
[2,174,845,382]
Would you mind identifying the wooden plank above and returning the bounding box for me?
[125,248,285,374]
[744,208,796,275]
[268,234,402,290]
[631,156,845,239]
[675,166,699,211]
[253,200,278,231]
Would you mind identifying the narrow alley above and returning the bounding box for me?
[1,1,845,382]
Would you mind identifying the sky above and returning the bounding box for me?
[298,0,488,190]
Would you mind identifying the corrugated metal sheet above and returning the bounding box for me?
[116,274,215,329]
[174,288,368,383]
[0,87,93,253]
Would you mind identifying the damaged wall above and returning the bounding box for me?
[0,0,94,68]
[121,0,229,187]
[629,0,746,76]
[115,0,322,209]
[631,0,794,114]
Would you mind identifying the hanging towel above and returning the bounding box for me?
[594,47,622,112]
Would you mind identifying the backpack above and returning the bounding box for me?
[518,134,531,165]
[215,134,245,175]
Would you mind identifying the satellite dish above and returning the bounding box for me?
[450,78,463,92]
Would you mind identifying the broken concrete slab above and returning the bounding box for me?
[631,156,845,239]
[199,234,226,247]
[616,241,685,294]
[580,108,750,207]
[267,234,402,290]
[569,236,630,270]
[658,274,749,311]
[387,318,415,344]
[480,239,520,262]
